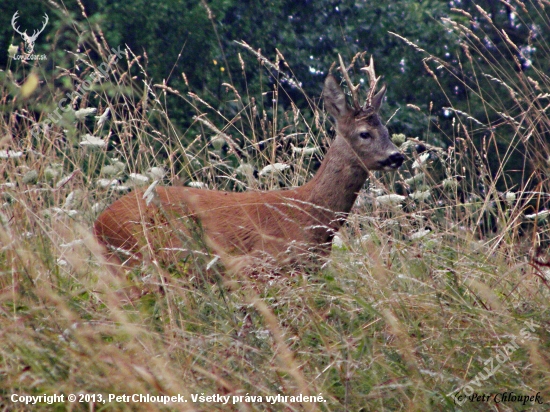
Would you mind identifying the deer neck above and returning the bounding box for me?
[298,134,368,225]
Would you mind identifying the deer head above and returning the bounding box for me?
[323,55,404,171]
[11,11,49,54]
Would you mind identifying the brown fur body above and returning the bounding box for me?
[94,73,404,273]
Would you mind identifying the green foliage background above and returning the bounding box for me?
[0,0,548,189]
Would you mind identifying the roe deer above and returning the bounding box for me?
[94,56,404,274]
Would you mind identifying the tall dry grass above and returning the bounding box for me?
[0,3,549,411]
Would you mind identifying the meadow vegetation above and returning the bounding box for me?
[0,2,549,411]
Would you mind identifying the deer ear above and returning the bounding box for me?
[370,83,387,112]
[323,75,350,119]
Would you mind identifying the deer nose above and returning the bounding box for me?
[388,152,404,168]
[379,152,404,169]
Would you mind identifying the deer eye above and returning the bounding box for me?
[359,132,371,139]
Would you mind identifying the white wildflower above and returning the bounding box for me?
[399,140,416,151]
[63,190,82,209]
[55,174,74,188]
[44,164,63,181]
[49,207,78,217]
[236,163,255,176]
[0,150,23,159]
[259,163,290,176]
[405,173,425,185]
[188,181,206,189]
[92,202,106,214]
[8,44,18,58]
[101,165,120,177]
[410,228,431,240]
[96,178,119,188]
[74,108,97,120]
[292,145,319,155]
[60,239,84,248]
[79,134,106,148]
[143,180,160,206]
[254,330,270,340]
[206,255,220,271]
[443,177,458,190]
[210,135,226,150]
[147,167,166,180]
[412,152,430,169]
[332,235,344,249]
[384,219,400,227]
[185,153,202,169]
[409,190,431,201]
[22,170,38,184]
[128,173,149,186]
[505,191,516,205]
[111,159,126,173]
[376,194,406,206]
[0,212,9,226]
[369,187,385,196]
[95,108,110,127]
[524,210,549,221]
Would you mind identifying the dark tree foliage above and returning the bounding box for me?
[79,0,459,139]
[0,0,547,190]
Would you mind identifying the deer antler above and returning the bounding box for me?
[28,14,49,42]
[361,55,381,108]
[11,11,26,37]
[11,11,49,54]
[338,54,361,110]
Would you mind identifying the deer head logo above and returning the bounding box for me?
[11,11,49,54]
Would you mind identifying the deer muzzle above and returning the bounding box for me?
[379,152,404,170]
